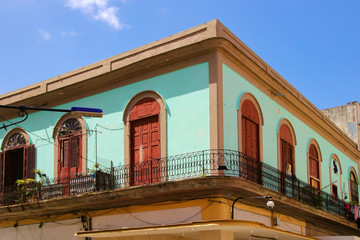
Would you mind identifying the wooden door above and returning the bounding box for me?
[58,134,82,195]
[280,140,294,194]
[241,116,261,184]
[309,145,320,189]
[130,115,160,186]
[58,134,82,179]
[24,145,35,180]
[0,152,3,194]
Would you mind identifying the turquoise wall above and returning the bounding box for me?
[0,63,210,179]
[223,63,358,198]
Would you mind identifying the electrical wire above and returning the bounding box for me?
[0,115,110,169]
[95,123,123,131]
[121,201,213,225]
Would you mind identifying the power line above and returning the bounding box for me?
[0,115,109,169]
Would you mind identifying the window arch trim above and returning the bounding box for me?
[237,93,263,162]
[329,154,342,174]
[1,127,31,151]
[349,167,359,183]
[329,154,342,199]
[349,167,359,203]
[123,91,167,166]
[277,119,296,177]
[53,114,87,178]
[307,139,322,189]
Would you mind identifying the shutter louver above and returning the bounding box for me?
[70,136,78,168]
[24,145,35,179]
[0,152,4,192]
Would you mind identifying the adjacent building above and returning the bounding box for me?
[322,101,360,149]
[0,20,359,240]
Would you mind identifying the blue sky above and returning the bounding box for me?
[0,0,359,109]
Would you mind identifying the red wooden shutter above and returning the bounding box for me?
[70,136,79,168]
[0,152,4,192]
[242,118,259,160]
[241,100,259,124]
[24,145,35,179]
[281,140,294,174]
[281,140,287,172]
[289,145,294,175]
[63,139,69,167]
[241,100,260,160]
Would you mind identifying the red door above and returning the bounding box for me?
[241,100,261,184]
[280,140,294,193]
[242,118,259,160]
[130,115,160,186]
[242,117,261,183]
[58,134,82,195]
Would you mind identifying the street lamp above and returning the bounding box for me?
[231,196,274,219]
[0,105,103,130]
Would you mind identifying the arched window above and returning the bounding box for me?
[0,128,34,192]
[308,141,321,189]
[58,118,82,178]
[350,169,359,203]
[238,94,263,184]
[53,115,86,179]
[279,122,295,176]
[329,155,342,199]
[241,100,260,160]
[278,120,296,195]
[123,91,167,186]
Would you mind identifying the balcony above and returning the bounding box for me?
[0,149,350,221]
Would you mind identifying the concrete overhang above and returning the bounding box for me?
[0,177,357,235]
[75,220,318,240]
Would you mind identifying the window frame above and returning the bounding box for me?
[237,93,264,162]
[123,91,167,183]
[329,154,342,199]
[307,139,322,190]
[277,119,297,176]
[53,114,87,179]
[0,128,34,191]
[349,168,359,203]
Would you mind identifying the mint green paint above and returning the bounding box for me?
[0,63,210,180]
[223,64,358,197]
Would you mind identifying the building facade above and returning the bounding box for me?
[322,101,360,149]
[0,20,359,240]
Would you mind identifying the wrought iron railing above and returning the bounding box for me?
[0,149,348,220]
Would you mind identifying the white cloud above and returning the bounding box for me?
[65,0,127,30]
[38,29,51,40]
[61,31,80,37]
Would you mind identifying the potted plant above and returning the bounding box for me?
[16,178,42,203]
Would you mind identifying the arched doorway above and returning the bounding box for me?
[53,116,85,197]
[240,99,262,184]
[129,97,161,186]
[308,142,321,190]
[0,130,35,194]
[278,122,296,195]
[57,118,83,179]
[350,170,359,203]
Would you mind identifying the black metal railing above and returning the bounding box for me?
[0,149,349,220]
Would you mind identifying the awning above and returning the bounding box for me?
[75,220,319,240]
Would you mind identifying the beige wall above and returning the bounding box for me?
[0,207,202,240]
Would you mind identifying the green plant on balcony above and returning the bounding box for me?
[34,169,50,185]
[313,194,323,208]
[15,178,42,203]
